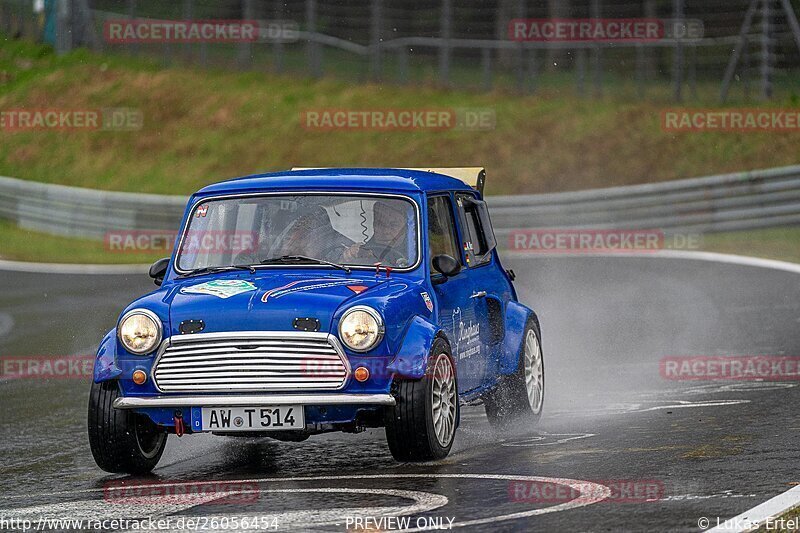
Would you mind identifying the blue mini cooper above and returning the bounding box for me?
[88,168,543,473]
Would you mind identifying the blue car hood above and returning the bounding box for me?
[167,272,387,334]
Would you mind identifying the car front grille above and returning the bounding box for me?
[153,332,350,393]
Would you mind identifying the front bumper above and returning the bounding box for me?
[113,393,396,409]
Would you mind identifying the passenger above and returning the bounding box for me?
[342,201,409,266]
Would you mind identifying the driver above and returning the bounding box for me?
[341,201,409,266]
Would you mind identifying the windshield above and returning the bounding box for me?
[176,194,419,272]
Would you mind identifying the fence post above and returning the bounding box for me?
[273,0,284,73]
[576,47,586,97]
[672,0,684,102]
[127,0,138,55]
[515,0,525,93]
[306,0,321,78]
[591,0,602,98]
[182,0,193,62]
[760,0,773,100]
[397,46,409,84]
[481,47,492,91]
[238,0,254,70]
[55,0,72,55]
[439,0,451,87]
[369,0,382,81]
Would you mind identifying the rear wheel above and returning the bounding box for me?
[384,338,458,461]
[483,320,544,433]
[88,380,167,474]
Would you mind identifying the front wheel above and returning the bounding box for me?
[88,380,167,474]
[483,320,544,433]
[384,338,458,461]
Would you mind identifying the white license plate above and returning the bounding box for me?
[201,406,304,432]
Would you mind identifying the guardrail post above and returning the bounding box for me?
[439,0,451,87]
[306,0,321,78]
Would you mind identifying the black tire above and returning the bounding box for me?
[483,319,544,433]
[384,337,458,461]
[88,380,167,474]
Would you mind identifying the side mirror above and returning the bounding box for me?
[432,254,461,281]
[149,257,170,286]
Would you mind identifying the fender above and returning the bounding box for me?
[386,315,440,379]
[498,301,537,375]
[93,328,122,383]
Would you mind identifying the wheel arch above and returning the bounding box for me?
[93,328,122,383]
[386,315,448,380]
[498,302,539,375]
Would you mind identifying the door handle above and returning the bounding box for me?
[470,291,487,299]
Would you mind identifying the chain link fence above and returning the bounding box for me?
[1,0,800,100]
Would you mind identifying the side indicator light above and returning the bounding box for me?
[132,370,147,385]
[354,366,370,382]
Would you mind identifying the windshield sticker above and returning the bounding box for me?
[421,292,433,312]
[196,204,208,217]
[181,279,256,299]
[262,278,363,303]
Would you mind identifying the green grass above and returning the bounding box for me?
[3,217,799,265]
[701,227,800,264]
[1,37,800,197]
[0,220,165,264]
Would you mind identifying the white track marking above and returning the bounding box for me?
[507,249,800,275]
[0,474,611,530]
[502,432,595,447]
[707,485,800,532]
[0,259,149,274]
[1,488,447,532]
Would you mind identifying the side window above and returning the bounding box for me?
[427,195,461,271]
[457,194,496,266]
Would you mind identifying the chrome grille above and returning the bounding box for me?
[153,332,349,392]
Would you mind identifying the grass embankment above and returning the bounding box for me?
[1,38,799,264]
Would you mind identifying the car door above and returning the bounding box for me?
[427,194,485,393]
[453,192,508,389]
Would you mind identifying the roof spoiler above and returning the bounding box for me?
[290,167,487,196]
[401,168,486,195]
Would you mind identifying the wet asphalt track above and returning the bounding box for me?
[0,255,799,532]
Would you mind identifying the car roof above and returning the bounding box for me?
[195,168,476,196]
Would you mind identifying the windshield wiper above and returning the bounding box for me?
[178,264,256,278]
[260,255,351,274]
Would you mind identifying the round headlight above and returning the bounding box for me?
[118,309,162,355]
[338,306,383,352]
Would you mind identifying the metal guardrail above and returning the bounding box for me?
[0,176,185,240]
[1,165,799,243]
[488,165,800,238]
